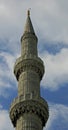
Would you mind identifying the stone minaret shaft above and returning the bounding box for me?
[10,11,49,130]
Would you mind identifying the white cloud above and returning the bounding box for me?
[0,109,14,130]
[0,52,17,97]
[0,0,68,93]
[0,1,68,130]
[0,52,15,81]
[41,48,68,90]
[0,52,15,71]
[44,103,68,130]
[0,0,68,45]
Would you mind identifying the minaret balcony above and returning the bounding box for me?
[14,56,45,81]
[10,96,49,127]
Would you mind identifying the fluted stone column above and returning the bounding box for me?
[10,10,49,130]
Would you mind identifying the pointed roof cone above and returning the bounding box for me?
[24,10,35,35]
[21,10,38,42]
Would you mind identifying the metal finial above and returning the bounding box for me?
[27,9,31,16]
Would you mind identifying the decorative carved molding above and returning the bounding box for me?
[14,58,44,81]
[10,99,49,127]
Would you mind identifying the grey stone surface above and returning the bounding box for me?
[10,11,49,130]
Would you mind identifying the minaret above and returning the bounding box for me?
[10,10,49,130]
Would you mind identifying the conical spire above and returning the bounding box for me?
[24,10,35,35]
[21,10,38,57]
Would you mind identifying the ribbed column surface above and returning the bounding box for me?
[16,114,42,130]
[18,71,40,97]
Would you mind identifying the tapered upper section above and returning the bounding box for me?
[21,10,38,58]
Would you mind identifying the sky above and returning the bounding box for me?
[0,0,68,130]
